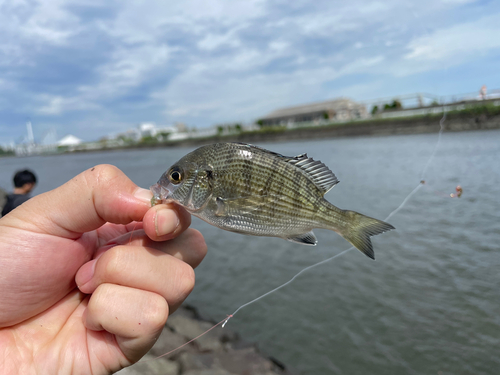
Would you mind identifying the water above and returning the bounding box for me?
[1,130,499,374]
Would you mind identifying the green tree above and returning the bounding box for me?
[392,99,402,109]
[140,136,157,144]
[0,147,14,156]
[383,100,402,111]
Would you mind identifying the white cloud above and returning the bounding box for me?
[198,30,242,51]
[1,0,500,144]
[96,44,172,89]
[39,43,175,115]
[154,53,388,126]
[104,0,265,44]
[1,0,80,45]
[405,14,500,62]
[440,0,478,4]
[36,94,100,115]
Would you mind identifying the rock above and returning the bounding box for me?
[178,351,215,372]
[210,347,282,375]
[149,326,197,359]
[115,305,296,375]
[176,345,287,375]
[166,314,223,352]
[183,370,234,375]
[116,354,180,375]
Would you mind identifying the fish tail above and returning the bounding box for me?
[337,210,394,260]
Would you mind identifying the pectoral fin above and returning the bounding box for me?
[284,231,318,246]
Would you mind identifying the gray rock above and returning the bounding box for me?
[178,351,215,372]
[149,326,197,359]
[183,370,234,375]
[210,347,280,375]
[177,346,286,375]
[114,305,295,375]
[166,315,223,352]
[116,354,180,375]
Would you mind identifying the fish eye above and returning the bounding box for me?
[168,166,183,184]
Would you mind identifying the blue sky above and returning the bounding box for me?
[1,0,499,144]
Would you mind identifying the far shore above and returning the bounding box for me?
[165,111,500,148]
[97,110,500,152]
[3,108,500,158]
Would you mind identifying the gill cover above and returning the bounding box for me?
[152,163,214,212]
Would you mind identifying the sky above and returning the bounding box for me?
[1,0,499,145]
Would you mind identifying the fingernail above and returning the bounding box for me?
[155,208,180,236]
[76,259,97,291]
[134,187,153,204]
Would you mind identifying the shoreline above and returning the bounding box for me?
[165,111,500,148]
[3,111,500,159]
[81,111,500,153]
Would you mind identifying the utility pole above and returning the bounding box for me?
[26,121,35,144]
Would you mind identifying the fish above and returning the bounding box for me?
[150,142,394,259]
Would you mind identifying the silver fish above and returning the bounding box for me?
[150,142,394,259]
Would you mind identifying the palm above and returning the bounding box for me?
[0,223,145,374]
[0,165,206,375]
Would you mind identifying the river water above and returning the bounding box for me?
[1,129,499,375]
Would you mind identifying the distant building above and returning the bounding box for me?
[258,98,368,127]
[138,122,157,137]
[373,96,500,120]
[58,135,82,146]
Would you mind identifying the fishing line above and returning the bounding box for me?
[223,108,447,326]
[224,247,354,325]
[419,112,446,181]
[143,315,233,362]
[144,109,451,362]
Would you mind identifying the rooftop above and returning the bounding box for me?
[262,98,361,120]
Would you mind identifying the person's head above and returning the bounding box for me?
[13,169,37,194]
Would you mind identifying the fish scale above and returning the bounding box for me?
[151,142,394,259]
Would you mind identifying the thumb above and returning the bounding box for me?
[1,165,153,238]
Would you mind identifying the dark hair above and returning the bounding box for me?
[13,169,37,188]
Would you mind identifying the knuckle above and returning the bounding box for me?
[87,283,113,315]
[143,294,169,330]
[176,262,196,299]
[191,229,208,260]
[100,246,128,280]
[83,164,121,188]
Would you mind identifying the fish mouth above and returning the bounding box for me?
[150,183,175,205]
[150,182,196,211]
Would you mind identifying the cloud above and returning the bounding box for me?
[198,30,242,51]
[1,0,500,144]
[405,14,500,62]
[0,0,80,45]
[397,13,500,76]
[154,53,388,127]
[36,94,100,115]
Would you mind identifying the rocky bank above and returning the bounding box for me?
[117,305,296,375]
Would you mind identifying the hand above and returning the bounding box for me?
[0,165,207,374]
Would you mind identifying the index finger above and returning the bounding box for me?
[0,164,152,239]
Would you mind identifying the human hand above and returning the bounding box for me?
[0,165,207,374]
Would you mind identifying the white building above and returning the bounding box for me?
[259,98,368,127]
[58,135,82,146]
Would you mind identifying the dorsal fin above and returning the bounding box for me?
[232,143,339,194]
[286,153,339,194]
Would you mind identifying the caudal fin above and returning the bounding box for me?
[341,210,394,260]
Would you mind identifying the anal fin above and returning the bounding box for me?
[284,231,318,246]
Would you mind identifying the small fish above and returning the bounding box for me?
[150,142,394,259]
